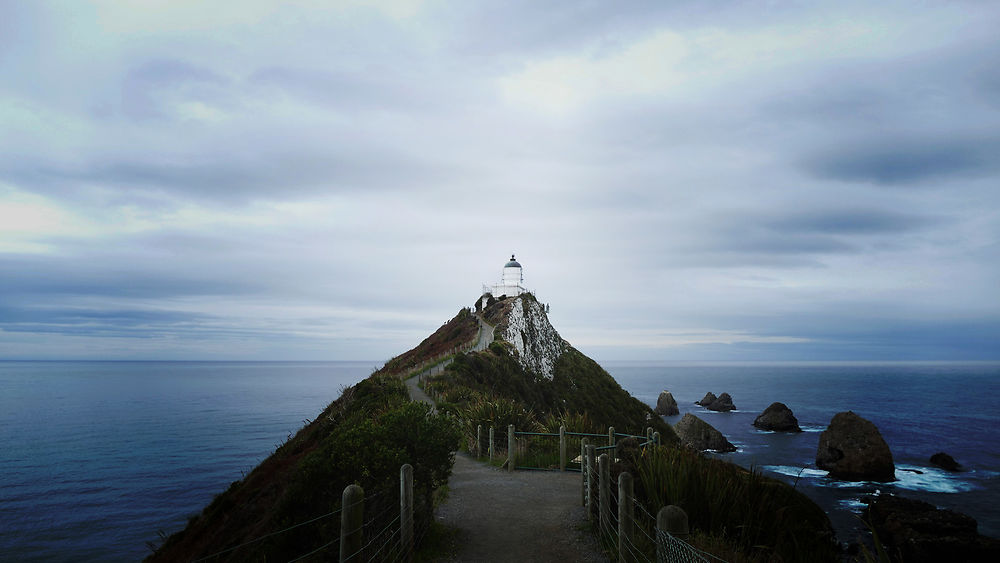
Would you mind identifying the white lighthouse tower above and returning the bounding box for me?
[501,255,523,292]
[482,254,527,300]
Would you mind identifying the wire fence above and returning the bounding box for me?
[582,450,729,563]
[189,466,419,563]
[407,316,489,383]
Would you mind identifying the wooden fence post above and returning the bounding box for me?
[580,437,590,506]
[507,424,515,472]
[618,471,634,563]
[652,431,660,447]
[340,484,364,563]
[585,444,597,521]
[400,464,413,563]
[599,453,611,535]
[489,426,494,462]
[559,425,566,471]
[476,424,482,458]
[608,426,615,446]
[646,427,653,443]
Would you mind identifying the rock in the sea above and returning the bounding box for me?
[707,392,735,412]
[753,402,802,432]
[865,494,1000,563]
[816,411,895,481]
[674,413,737,452]
[655,390,679,416]
[930,452,963,472]
[697,392,717,406]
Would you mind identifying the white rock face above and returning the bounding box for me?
[501,296,566,379]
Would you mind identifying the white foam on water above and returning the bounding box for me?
[778,464,980,493]
[838,498,868,512]
[892,465,977,494]
[761,465,828,479]
[800,425,825,433]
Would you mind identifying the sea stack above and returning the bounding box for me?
[816,411,895,481]
[697,392,717,406]
[655,390,680,416]
[706,392,735,412]
[929,452,963,472]
[753,402,802,432]
[674,413,737,452]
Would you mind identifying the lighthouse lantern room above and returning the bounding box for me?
[483,254,527,300]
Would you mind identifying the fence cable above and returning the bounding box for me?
[285,536,340,563]
[369,525,400,560]
[192,505,348,562]
[621,532,650,563]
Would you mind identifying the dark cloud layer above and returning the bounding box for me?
[808,139,997,185]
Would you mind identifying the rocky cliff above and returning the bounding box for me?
[494,294,567,379]
[449,293,677,440]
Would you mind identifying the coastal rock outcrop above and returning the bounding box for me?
[655,391,680,416]
[697,392,717,406]
[753,402,802,432]
[674,413,737,452]
[865,494,1000,563]
[930,452,963,472]
[816,411,895,481]
[707,392,735,412]
[494,295,567,379]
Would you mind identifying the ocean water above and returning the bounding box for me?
[605,362,1000,541]
[2,362,997,560]
[0,361,374,562]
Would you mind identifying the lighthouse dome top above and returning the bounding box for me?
[504,254,522,268]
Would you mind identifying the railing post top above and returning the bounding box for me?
[657,505,690,538]
[508,423,514,431]
[581,437,590,446]
[343,483,364,502]
[401,463,413,477]
[618,471,633,486]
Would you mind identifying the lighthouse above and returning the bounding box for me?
[501,254,523,291]
[482,254,527,300]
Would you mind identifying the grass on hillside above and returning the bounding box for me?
[629,445,839,562]
[147,375,461,562]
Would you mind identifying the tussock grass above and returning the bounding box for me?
[630,445,838,562]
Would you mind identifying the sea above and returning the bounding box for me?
[0,361,375,562]
[1,361,997,561]
[605,361,1000,544]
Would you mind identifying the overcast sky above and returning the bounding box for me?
[1,1,998,362]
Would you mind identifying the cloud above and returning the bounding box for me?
[765,209,938,235]
[806,138,997,185]
[0,1,998,361]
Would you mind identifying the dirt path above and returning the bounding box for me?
[404,316,604,562]
[433,453,607,563]
[404,317,494,410]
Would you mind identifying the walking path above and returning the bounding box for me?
[404,317,494,408]
[434,454,606,562]
[405,315,606,562]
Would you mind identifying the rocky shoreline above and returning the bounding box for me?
[653,387,998,558]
